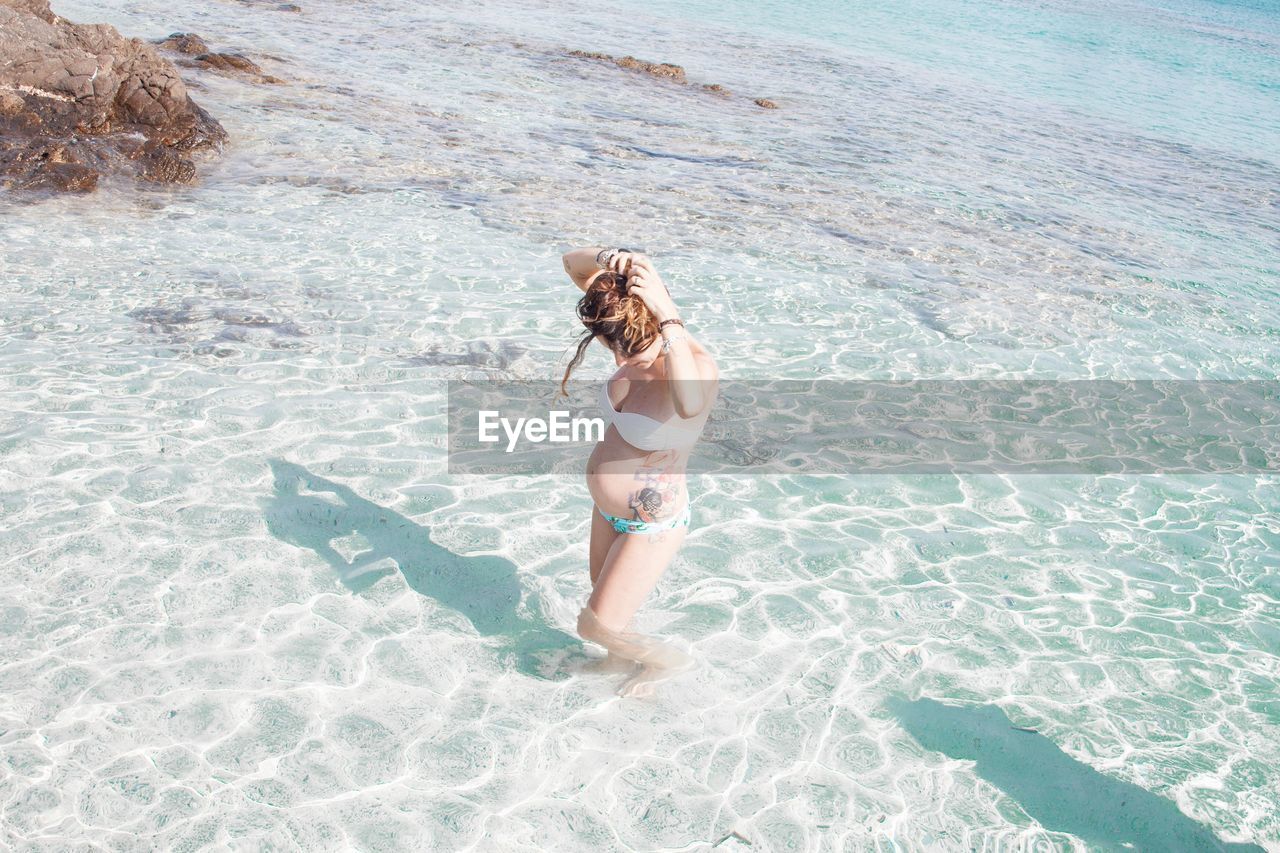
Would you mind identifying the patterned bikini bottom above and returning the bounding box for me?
[597,502,691,535]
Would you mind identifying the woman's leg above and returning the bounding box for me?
[588,507,620,588]
[588,524,687,633]
[584,509,634,672]
[577,526,696,697]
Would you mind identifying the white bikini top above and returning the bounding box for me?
[600,367,707,451]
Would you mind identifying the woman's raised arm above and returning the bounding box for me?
[562,247,609,292]
[563,246,643,291]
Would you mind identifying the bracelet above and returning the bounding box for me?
[660,333,688,353]
[595,246,637,269]
[658,318,684,331]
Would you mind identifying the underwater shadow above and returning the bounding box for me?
[887,697,1263,852]
[261,459,580,681]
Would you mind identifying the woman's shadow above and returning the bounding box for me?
[260,459,581,681]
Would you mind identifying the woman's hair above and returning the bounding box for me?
[560,271,659,395]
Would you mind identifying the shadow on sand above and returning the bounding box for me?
[887,697,1263,852]
[261,459,581,681]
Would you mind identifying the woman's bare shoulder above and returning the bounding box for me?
[689,342,719,380]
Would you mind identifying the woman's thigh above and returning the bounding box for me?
[589,508,620,587]
[587,525,688,632]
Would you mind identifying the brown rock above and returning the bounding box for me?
[569,48,770,111]
[8,0,54,23]
[614,55,685,82]
[0,135,99,191]
[0,91,25,114]
[0,0,227,194]
[235,0,299,10]
[155,31,208,55]
[157,32,284,83]
[193,51,261,74]
[568,49,686,84]
[135,139,196,182]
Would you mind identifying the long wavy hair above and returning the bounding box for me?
[560,271,659,395]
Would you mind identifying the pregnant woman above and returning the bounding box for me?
[561,247,718,698]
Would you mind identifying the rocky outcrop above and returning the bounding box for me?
[567,49,779,110]
[154,32,285,84]
[0,0,227,193]
[568,50,687,83]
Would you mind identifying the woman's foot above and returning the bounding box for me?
[581,651,639,674]
[617,656,697,698]
[578,605,693,667]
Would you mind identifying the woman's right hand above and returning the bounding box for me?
[622,257,679,323]
[605,251,648,277]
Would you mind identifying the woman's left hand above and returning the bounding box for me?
[625,257,679,323]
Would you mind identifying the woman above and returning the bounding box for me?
[560,246,718,698]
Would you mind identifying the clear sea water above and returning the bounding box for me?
[1,0,1278,848]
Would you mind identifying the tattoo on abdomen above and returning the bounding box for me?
[635,487,664,516]
[628,451,682,522]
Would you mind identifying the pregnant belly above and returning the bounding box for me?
[586,432,689,521]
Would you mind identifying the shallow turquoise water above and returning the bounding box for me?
[0,0,1277,848]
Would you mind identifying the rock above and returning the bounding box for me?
[0,137,98,191]
[568,48,774,110]
[193,51,261,74]
[155,31,207,55]
[0,91,25,114]
[0,0,227,194]
[613,55,685,83]
[235,0,300,10]
[568,49,686,84]
[154,31,286,83]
